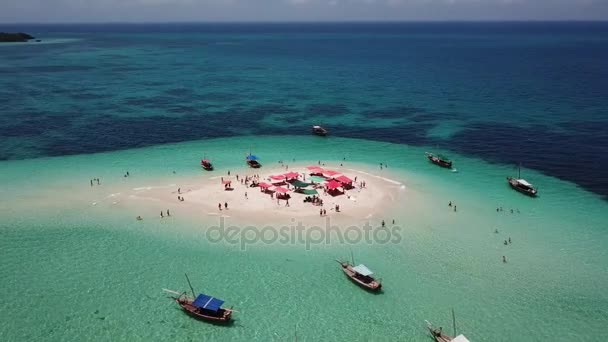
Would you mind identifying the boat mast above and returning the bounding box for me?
[350,249,354,265]
[185,273,196,298]
[518,163,521,179]
[451,308,457,337]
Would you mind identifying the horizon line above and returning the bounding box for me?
[2,19,608,25]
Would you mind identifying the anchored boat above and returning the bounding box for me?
[164,274,234,324]
[336,253,382,292]
[312,125,328,136]
[426,152,453,169]
[201,159,214,171]
[246,154,261,168]
[507,164,537,197]
[425,309,470,342]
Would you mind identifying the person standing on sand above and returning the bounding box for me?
[228,171,231,176]
[97,179,100,185]
[178,188,181,194]
[224,202,228,210]
[245,192,248,199]
[167,209,170,217]
[382,220,385,228]
[454,206,457,212]
[320,209,323,217]
[90,179,93,187]
[160,211,164,218]
[218,203,222,211]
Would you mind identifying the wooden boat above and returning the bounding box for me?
[507,164,537,197]
[425,309,470,342]
[426,152,453,169]
[312,125,328,136]
[336,255,382,291]
[201,159,214,171]
[246,154,261,168]
[163,275,233,324]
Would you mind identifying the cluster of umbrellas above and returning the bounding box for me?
[306,166,354,190]
[256,167,354,196]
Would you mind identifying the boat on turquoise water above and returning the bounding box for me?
[336,257,382,292]
[246,154,262,168]
[426,152,453,169]
[312,125,328,136]
[201,158,213,171]
[507,164,537,197]
[164,275,234,324]
[425,309,470,342]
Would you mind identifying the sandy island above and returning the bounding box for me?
[105,162,410,229]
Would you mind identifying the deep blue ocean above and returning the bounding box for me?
[1,22,607,198]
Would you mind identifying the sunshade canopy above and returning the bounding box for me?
[222,180,232,185]
[192,294,224,312]
[283,172,300,179]
[274,187,289,193]
[291,180,310,188]
[323,170,341,177]
[301,189,318,195]
[269,175,285,180]
[352,264,373,276]
[335,175,353,183]
[325,179,343,190]
[259,182,272,188]
[306,166,324,171]
[309,176,326,183]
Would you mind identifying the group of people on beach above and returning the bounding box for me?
[89,178,101,186]
[448,201,457,212]
[160,209,170,218]
[496,207,520,214]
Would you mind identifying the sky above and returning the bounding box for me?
[1,0,608,23]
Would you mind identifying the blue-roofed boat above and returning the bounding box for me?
[176,292,233,323]
[246,154,261,168]
[164,275,234,324]
[336,255,382,292]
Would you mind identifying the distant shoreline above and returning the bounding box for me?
[0,32,36,43]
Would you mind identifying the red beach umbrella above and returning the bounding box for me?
[325,180,343,190]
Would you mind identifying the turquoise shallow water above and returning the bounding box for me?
[1,136,607,341]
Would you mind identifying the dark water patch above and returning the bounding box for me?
[123,95,177,108]
[167,105,199,115]
[110,66,154,73]
[360,106,426,119]
[334,122,436,146]
[410,112,452,123]
[0,65,95,74]
[69,92,105,100]
[164,87,196,97]
[448,121,608,200]
[0,114,72,138]
[197,92,237,102]
[305,104,349,116]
